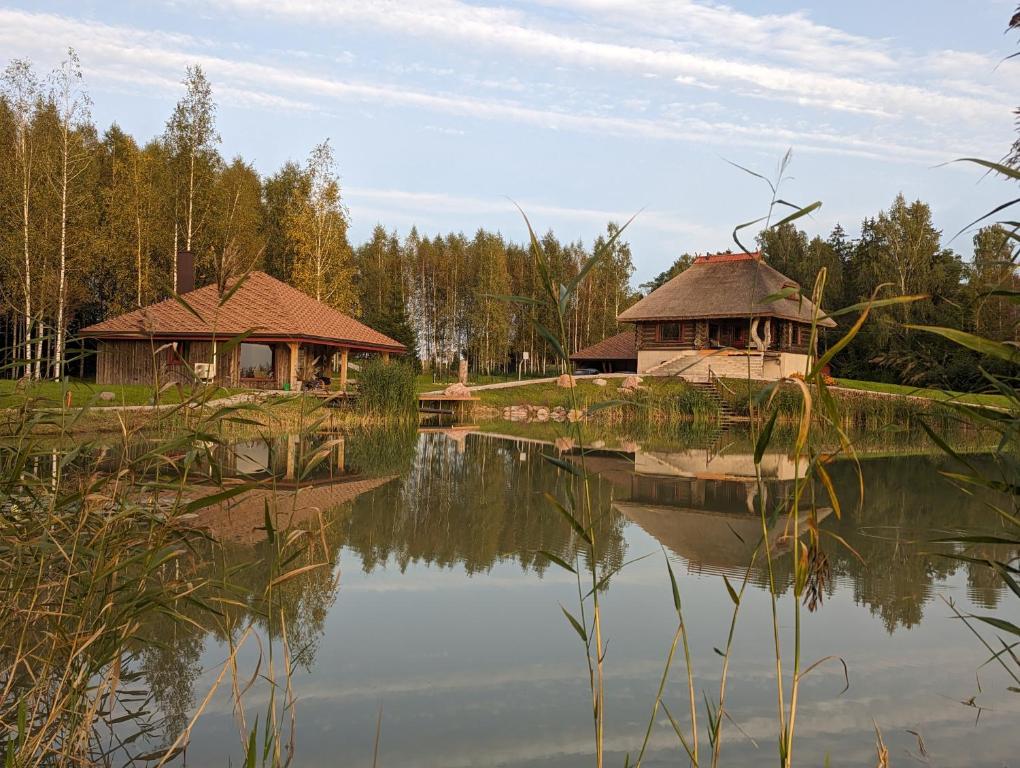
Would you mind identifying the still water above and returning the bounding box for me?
[145,428,1016,767]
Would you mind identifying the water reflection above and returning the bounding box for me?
[569,439,1017,631]
[84,427,1019,765]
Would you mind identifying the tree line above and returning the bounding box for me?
[0,53,637,380]
[643,198,1018,389]
[3,51,1015,389]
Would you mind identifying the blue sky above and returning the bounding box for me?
[2,0,1018,284]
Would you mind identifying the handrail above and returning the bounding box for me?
[708,367,737,395]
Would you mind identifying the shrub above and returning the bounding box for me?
[356,359,417,416]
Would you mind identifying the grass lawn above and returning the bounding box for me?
[835,378,1013,410]
[0,379,242,408]
[473,377,699,410]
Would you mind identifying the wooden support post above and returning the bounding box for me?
[340,347,349,391]
[381,351,390,364]
[288,341,299,391]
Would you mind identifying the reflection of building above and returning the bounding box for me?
[577,445,828,576]
[169,433,398,544]
[193,475,397,544]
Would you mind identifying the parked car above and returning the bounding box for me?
[573,367,599,376]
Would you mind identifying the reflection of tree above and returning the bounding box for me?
[342,434,626,576]
[129,430,628,745]
[584,448,1016,634]
[822,456,1016,631]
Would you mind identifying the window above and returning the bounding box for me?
[240,343,274,379]
[659,322,681,341]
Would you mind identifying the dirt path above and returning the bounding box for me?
[421,372,632,396]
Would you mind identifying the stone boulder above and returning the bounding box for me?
[551,406,568,423]
[567,408,585,423]
[98,391,116,402]
[535,407,550,423]
[593,377,608,387]
[556,373,576,388]
[554,436,576,453]
[620,375,644,391]
[444,382,471,397]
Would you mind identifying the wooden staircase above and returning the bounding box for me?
[689,379,744,423]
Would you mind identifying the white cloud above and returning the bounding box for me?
[200,0,1016,125]
[345,186,715,239]
[0,8,976,163]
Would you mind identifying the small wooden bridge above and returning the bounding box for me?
[417,393,479,420]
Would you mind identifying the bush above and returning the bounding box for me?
[356,359,417,416]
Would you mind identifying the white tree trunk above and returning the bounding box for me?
[54,121,69,381]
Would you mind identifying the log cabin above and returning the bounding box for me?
[617,251,835,381]
[79,262,405,391]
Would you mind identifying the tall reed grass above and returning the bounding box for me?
[0,331,344,765]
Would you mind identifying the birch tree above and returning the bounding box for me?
[48,48,91,380]
[287,140,357,314]
[164,65,219,291]
[1,59,40,378]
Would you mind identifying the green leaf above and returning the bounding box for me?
[771,200,822,228]
[972,615,1020,637]
[732,215,768,254]
[262,499,275,543]
[542,491,592,544]
[722,574,740,606]
[906,325,1020,364]
[560,604,588,643]
[566,211,640,295]
[536,550,576,573]
[952,157,1020,181]
[723,157,776,194]
[171,292,204,322]
[665,553,683,618]
[754,410,778,464]
[184,483,255,514]
[824,293,928,318]
[534,323,568,363]
[542,453,583,476]
[218,271,252,307]
[761,286,800,304]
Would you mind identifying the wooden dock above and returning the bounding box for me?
[417,393,479,420]
[308,390,359,407]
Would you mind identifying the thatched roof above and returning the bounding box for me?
[80,271,406,352]
[569,330,637,362]
[618,252,836,327]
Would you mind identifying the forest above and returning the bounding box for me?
[1,51,1016,389]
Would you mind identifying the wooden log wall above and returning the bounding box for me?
[96,339,240,386]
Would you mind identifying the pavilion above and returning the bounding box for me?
[80,270,405,391]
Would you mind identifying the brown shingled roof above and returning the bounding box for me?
[618,252,836,327]
[569,330,637,362]
[80,271,406,352]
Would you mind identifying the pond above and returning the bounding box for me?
[7,426,1020,766]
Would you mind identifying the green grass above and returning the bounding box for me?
[0,379,242,408]
[835,378,1012,409]
[474,377,718,419]
[474,380,624,409]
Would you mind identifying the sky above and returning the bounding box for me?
[1,0,1018,284]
